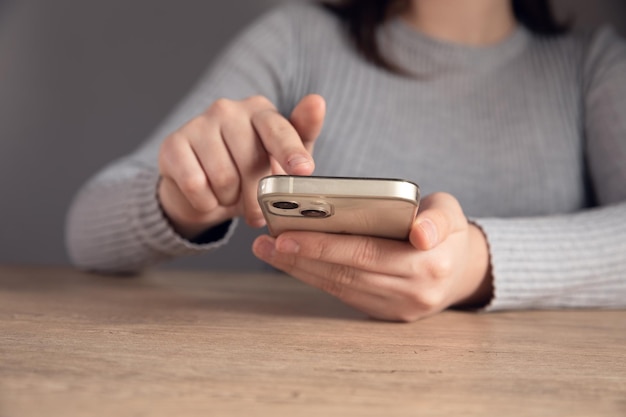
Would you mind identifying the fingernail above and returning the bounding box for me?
[418,219,438,248]
[254,239,276,259]
[288,155,312,170]
[276,238,300,254]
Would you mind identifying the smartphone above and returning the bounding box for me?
[257,175,420,240]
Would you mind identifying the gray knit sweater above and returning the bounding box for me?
[66,2,626,311]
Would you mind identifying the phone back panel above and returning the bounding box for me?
[258,176,420,240]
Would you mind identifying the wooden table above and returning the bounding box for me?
[0,265,624,416]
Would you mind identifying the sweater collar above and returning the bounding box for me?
[378,17,531,74]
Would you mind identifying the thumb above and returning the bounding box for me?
[290,94,326,154]
[409,192,468,251]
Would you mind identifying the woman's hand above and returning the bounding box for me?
[157,95,326,239]
[252,192,493,322]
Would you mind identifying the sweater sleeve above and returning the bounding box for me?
[474,27,626,311]
[65,5,300,273]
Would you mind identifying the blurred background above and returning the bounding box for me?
[0,0,625,271]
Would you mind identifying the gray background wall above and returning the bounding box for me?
[1,0,624,270]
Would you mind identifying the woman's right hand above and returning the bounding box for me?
[157,94,326,239]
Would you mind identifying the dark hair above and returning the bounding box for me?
[323,0,570,73]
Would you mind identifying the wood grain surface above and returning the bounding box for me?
[0,265,624,417]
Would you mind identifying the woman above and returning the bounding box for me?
[66,0,626,321]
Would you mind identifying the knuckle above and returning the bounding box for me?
[321,264,356,299]
[258,116,292,140]
[210,170,238,193]
[246,95,272,108]
[207,98,236,118]
[179,174,207,196]
[426,254,454,281]
[179,175,215,212]
[353,238,380,267]
[309,236,331,261]
[405,257,422,278]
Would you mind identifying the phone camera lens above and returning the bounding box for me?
[272,201,299,210]
[300,209,329,218]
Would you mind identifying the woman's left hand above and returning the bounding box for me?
[252,192,492,322]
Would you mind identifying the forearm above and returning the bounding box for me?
[473,201,626,310]
[65,164,236,273]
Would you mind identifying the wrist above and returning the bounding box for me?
[455,223,493,309]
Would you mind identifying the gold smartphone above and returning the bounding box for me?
[257,175,420,240]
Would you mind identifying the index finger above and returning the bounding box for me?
[251,109,315,176]
[273,231,418,278]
